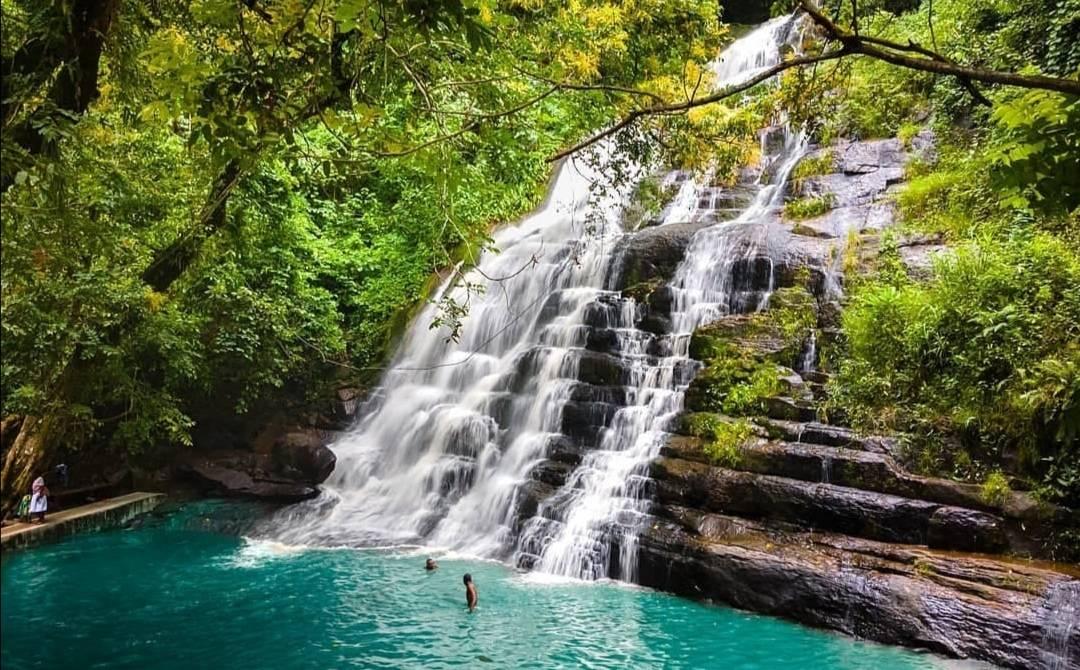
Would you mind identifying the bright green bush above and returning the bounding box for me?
[684,413,755,467]
[980,471,1011,507]
[705,419,756,467]
[784,194,835,220]
[829,233,1080,500]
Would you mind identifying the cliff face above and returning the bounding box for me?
[515,131,1080,668]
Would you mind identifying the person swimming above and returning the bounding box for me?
[425,558,438,571]
[463,573,477,612]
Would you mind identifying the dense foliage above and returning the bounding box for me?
[809,0,1080,504]
[0,0,724,477]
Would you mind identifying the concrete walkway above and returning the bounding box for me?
[1,492,165,551]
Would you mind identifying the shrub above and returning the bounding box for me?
[704,418,755,467]
[828,233,1080,498]
[784,194,835,220]
[980,471,1011,506]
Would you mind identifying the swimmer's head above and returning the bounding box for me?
[463,573,472,585]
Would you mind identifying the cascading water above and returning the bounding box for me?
[273,138,639,555]
[272,17,806,582]
[1040,581,1080,670]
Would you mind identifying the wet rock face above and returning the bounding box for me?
[608,222,701,290]
[177,427,339,502]
[652,458,952,545]
[927,507,1009,554]
[634,514,1078,670]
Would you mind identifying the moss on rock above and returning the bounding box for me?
[685,285,819,416]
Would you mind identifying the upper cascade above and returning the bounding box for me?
[270,17,807,581]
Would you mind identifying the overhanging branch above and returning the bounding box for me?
[549,3,1079,161]
[547,50,847,162]
[798,0,1080,96]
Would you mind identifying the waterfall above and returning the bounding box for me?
[272,136,640,553]
[272,17,805,581]
[1041,581,1080,670]
[797,330,817,373]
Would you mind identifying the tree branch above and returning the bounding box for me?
[240,0,273,24]
[140,160,243,292]
[547,51,847,162]
[514,66,668,105]
[798,0,1080,96]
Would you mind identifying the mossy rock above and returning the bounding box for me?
[688,287,817,365]
[623,277,664,303]
[689,315,781,361]
[684,356,788,416]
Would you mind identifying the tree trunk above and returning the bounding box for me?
[1,0,120,189]
[0,416,53,515]
[141,160,241,292]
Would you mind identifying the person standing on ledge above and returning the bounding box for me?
[463,573,477,612]
[425,558,438,571]
[29,476,49,523]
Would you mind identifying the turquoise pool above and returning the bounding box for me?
[1,502,966,669]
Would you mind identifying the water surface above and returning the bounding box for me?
[2,503,969,669]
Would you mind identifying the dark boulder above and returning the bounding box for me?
[177,424,339,503]
[608,222,699,290]
[576,350,633,387]
[530,459,576,488]
[183,461,318,503]
[763,396,818,422]
[269,430,338,484]
[332,387,362,424]
[514,480,556,524]
[561,400,619,442]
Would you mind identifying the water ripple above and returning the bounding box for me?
[1,518,976,670]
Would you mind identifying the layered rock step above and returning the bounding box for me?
[651,455,1012,553]
[658,426,1078,557]
[622,132,1080,669]
[635,507,1080,670]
